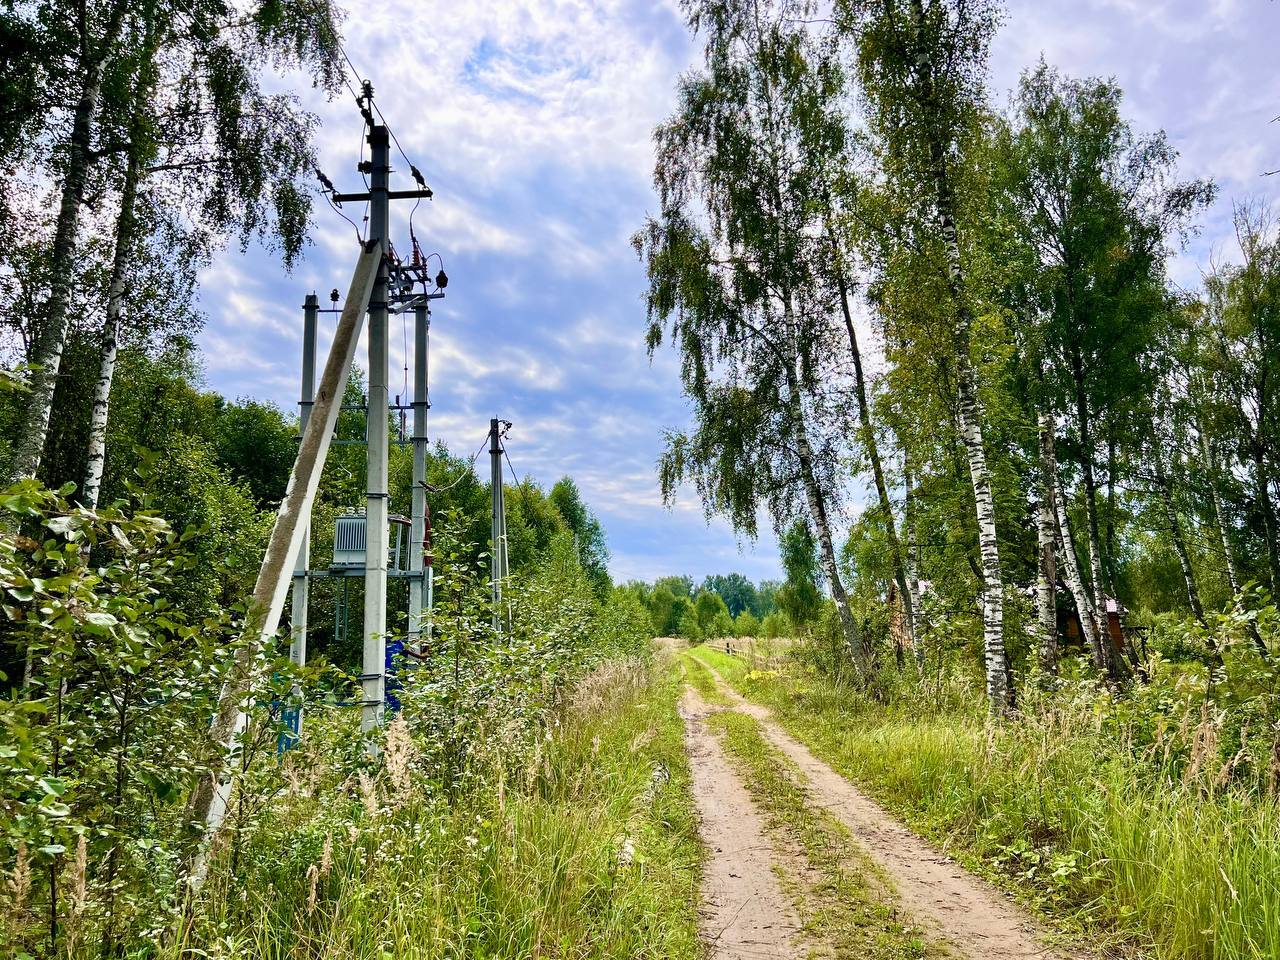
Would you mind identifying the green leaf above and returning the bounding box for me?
[83,611,119,630]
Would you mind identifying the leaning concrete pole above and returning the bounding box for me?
[185,244,380,889]
[407,302,429,652]
[362,123,391,735]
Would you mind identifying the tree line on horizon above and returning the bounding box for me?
[637,0,1280,711]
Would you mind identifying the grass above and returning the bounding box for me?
[180,656,703,959]
[679,648,731,706]
[705,708,943,960]
[689,645,1280,960]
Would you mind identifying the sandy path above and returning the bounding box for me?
[679,683,803,959]
[699,661,1078,960]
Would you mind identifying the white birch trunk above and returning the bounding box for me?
[904,456,925,666]
[83,154,141,509]
[1200,433,1269,657]
[907,0,1007,712]
[957,369,1007,711]
[1054,484,1104,672]
[1035,410,1059,677]
[1154,457,1206,626]
[1200,433,1241,596]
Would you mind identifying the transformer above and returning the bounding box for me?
[331,509,412,573]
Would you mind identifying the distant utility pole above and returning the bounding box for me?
[489,417,510,629]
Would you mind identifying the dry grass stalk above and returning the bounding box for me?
[1184,704,1221,788]
[384,716,418,799]
[357,771,379,818]
[319,833,333,877]
[65,835,88,947]
[305,862,320,914]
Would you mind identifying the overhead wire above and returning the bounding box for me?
[502,445,522,487]
[428,434,492,496]
[336,35,430,243]
[324,190,364,245]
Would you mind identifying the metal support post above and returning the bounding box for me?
[363,123,391,735]
[289,293,318,669]
[408,302,429,652]
[498,462,511,629]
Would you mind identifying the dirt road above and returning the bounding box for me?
[674,642,1081,960]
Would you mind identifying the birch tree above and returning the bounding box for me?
[7,0,130,485]
[1201,204,1280,597]
[837,0,1011,711]
[997,62,1212,609]
[4,0,342,489]
[635,0,871,672]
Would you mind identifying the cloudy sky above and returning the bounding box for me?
[195,0,1280,585]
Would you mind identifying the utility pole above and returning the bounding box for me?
[362,119,390,736]
[290,292,318,669]
[408,301,430,652]
[489,417,508,629]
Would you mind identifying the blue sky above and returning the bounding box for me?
[194,0,1280,585]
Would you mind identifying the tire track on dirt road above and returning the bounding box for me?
[679,681,803,958]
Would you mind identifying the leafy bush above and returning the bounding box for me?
[0,485,652,957]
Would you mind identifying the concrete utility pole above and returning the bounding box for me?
[408,301,430,652]
[489,418,511,629]
[363,122,391,735]
[279,85,434,741]
[290,292,318,668]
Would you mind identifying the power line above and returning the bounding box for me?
[324,190,364,245]
[500,438,522,486]
[428,434,492,495]
[332,36,429,240]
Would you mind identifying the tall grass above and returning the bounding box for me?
[171,657,702,960]
[691,646,1280,960]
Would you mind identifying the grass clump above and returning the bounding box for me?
[706,709,942,960]
[186,656,703,959]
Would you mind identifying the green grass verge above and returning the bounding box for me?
[679,649,731,706]
[705,709,942,960]
[186,658,703,960]
[689,646,1280,960]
